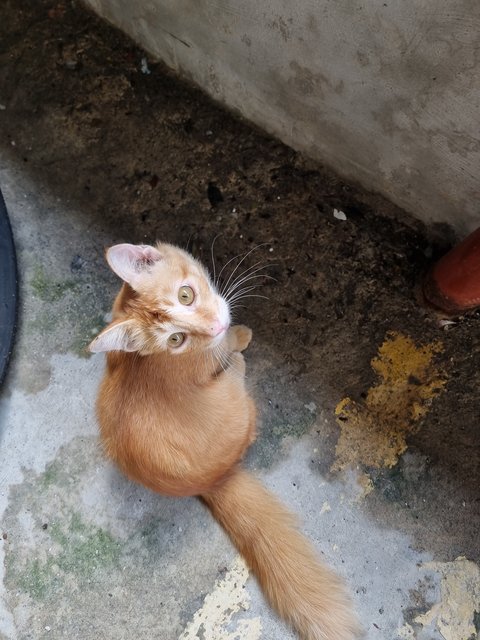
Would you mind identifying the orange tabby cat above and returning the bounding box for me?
[89,242,361,640]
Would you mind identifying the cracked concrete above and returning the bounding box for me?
[0,2,479,639]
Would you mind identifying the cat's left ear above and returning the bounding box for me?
[88,319,140,353]
[106,243,162,285]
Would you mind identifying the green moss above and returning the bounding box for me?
[31,265,77,302]
[70,313,105,358]
[40,460,61,489]
[48,520,68,547]
[247,404,317,468]
[56,524,120,575]
[12,511,121,600]
[16,558,55,600]
[26,308,105,358]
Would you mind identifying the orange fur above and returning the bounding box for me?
[91,242,361,639]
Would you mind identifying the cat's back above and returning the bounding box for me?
[97,352,249,457]
[96,352,252,488]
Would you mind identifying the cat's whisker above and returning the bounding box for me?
[230,294,270,304]
[227,284,264,303]
[227,305,247,320]
[184,233,194,254]
[210,233,222,288]
[228,270,276,293]
[225,257,277,286]
[227,282,262,297]
[229,308,240,321]
[225,275,273,303]
[207,349,217,378]
[224,266,276,300]
[223,258,267,289]
[221,260,269,298]
[208,347,217,377]
[215,344,239,377]
[223,259,277,303]
[219,244,269,297]
[215,250,250,291]
[216,342,233,369]
[217,243,269,290]
[217,343,230,365]
[213,345,229,374]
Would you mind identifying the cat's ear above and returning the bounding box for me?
[106,243,162,284]
[88,320,139,353]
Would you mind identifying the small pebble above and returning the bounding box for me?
[140,57,151,74]
[333,208,347,221]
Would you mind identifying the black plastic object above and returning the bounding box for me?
[0,188,17,386]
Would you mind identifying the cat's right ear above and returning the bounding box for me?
[106,243,162,285]
[88,320,139,353]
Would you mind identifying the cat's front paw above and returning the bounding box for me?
[231,325,252,352]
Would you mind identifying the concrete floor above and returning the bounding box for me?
[1,2,479,639]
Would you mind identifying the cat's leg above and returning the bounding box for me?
[226,325,252,352]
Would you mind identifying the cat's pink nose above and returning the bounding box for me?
[210,321,226,337]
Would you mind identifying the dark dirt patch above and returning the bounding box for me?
[0,0,478,560]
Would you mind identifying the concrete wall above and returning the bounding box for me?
[84,0,480,234]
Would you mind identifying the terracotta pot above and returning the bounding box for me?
[423,227,480,314]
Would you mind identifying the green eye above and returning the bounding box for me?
[178,285,195,305]
[167,332,185,348]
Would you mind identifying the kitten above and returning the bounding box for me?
[89,242,361,640]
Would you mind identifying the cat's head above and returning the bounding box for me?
[89,243,230,355]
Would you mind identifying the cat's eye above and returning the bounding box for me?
[167,332,185,348]
[178,285,195,306]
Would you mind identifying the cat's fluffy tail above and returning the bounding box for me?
[202,468,361,640]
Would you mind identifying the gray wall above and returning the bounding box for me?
[84,0,480,234]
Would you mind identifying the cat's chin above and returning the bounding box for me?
[210,328,228,348]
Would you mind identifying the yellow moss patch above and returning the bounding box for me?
[332,332,446,472]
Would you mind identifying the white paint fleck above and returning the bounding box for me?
[319,501,331,515]
[396,622,415,638]
[179,556,262,640]
[333,208,347,220]
[415,556,480,640]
